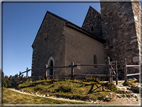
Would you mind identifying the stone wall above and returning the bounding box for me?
[32,11,66,77]
[100,2,141,79]
[141,9,142,63]
[131,2,141,65]
[65,26,105,79]
[82,6,102,38]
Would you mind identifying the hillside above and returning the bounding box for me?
[3,87,85,104]
[14,78,140,104]
[3,77,141,105]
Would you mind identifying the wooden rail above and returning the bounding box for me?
[124,58,140,82]
[126,65,140,67]
[18,57,118,85]
[74,74,116,77]
[127,73,140,76]
[74,64,115,66]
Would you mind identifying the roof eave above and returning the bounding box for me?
[66,22,105,43]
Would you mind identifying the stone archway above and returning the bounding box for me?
[47,56,55,79]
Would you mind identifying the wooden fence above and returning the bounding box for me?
[18,57,118,85]
[124,58,140,82]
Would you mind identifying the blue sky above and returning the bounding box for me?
[3,2,101,77]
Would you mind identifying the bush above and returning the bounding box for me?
[123,81,131,86]
[106,82,117,92]
[84,76,100,83]
[34,84,44,91]
[57,83,72,93]
[1,71,13,88]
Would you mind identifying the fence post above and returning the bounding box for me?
[71,62,74,80]
[115,61,118,85]
[108,57,113,82]
[46,64,48,80]
[124,58,127,82]
[19,71,21,84]
[14,76,16,86]
[53,70,55,79]
[26,67,29,81]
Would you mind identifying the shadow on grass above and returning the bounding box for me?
[87,82,110,94]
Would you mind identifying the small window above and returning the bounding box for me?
[44,31,48,41]
[91,27,94,31]
[94,55,97,68]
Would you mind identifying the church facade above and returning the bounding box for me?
[31,1,141,80]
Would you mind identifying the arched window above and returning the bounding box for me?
[94,55,97,68]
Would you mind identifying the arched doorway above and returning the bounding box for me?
[49,60,53,77]
[47,56,55,79]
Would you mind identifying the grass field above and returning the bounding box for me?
[16,78,122,102]
[3,77,139,104]
[2,87,86,104]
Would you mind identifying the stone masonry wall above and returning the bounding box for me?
[141,9,142,63]
[82,6,102,38]
[32,11,66,77]
[131,2,141,65]
[101,2,141,79]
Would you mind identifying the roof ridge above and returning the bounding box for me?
[66,21,105,43]
[89,6,101,15]
[46,10,104,43]
[46,11,68,23]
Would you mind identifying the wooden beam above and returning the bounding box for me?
[127,73,140,76]
[47,66,71,69]
[75,64,115,67]
[71,62,74,80]
[75,74,116,77]
[46,64,48,80]
[108,57,113,82]
[124,58,127,82]
[126,65,140,67]
[115,61,118,85]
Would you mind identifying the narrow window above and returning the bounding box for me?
[94,55,97,68]
[91,26,94,32]
[44,31,48,41]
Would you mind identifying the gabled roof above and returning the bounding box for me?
[82,6,103,38]
[32,10,105,48]
[66,21,105,43]
[46,11,105,43]
[89,6,101,15]
[46,11,68,22]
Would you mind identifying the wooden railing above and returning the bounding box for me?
[124,58,140,82]
[18,57,118,85]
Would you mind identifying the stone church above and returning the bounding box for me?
[31,2,141,80]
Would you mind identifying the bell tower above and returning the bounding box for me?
[100,1,141,79]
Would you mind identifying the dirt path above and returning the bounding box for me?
[7,88,91,104]
[8,88,141,105]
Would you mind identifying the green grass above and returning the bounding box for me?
[122,79,141,93]
[2,87,86,104]
[123,81,133,86]
[17,79,119,102]
[123,79,138,86]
